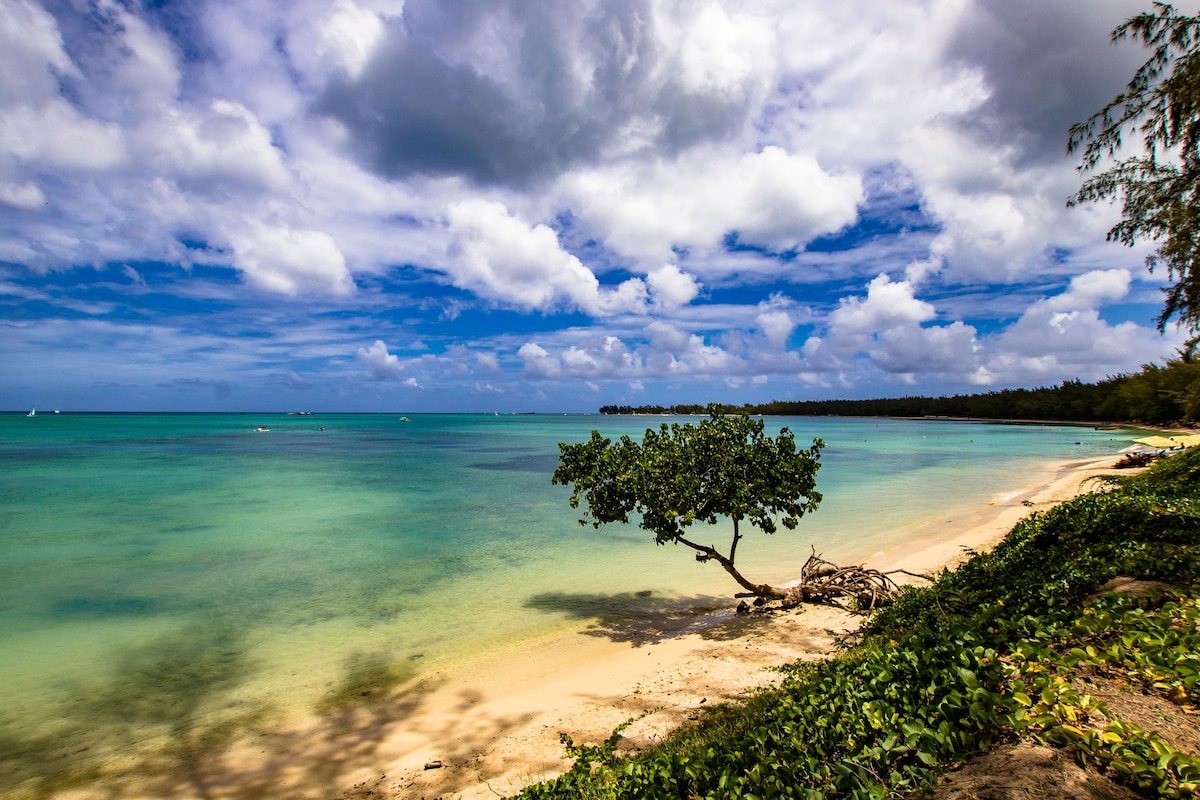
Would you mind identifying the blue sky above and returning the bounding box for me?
[0,0,1190,412]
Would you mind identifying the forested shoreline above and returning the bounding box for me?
[601,357,1200,426]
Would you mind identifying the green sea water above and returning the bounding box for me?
[0,412,1137,797]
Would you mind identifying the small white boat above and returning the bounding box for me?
[26,407,35,417]
[255,426,270,432]
[399,416,410,422]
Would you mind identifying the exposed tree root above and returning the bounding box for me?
[736,548,932,614]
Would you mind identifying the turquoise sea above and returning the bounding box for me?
[0,412,1138,797]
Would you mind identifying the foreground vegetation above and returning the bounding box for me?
[600,356,1200,425]
[516,447,1200,799]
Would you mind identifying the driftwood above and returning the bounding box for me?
[736,548,931,614]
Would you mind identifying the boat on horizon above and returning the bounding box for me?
[26,407,35,417]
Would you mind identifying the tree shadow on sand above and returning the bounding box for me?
[3,612,611,800]
[0,622,446,800]
[524,590,755,646]
[0,621,265,800]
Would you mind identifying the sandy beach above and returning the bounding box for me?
[264,454,1124,800]
[36,453,1125,800]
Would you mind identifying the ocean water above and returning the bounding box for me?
[0,412,1136,797]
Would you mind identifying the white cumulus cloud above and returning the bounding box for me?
[230,223,354,296]
[560,145,863,267]
[357,339,406,380]
[446,199,646,315]
[647,264,701,307]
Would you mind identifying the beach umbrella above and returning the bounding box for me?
[1134,435,1181,450]
[1170,433,1200,448]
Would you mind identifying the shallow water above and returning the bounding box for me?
[0,413,1136,797]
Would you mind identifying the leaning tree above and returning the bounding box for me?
[552,406,827,603]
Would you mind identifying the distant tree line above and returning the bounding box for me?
[600,357,1200,425]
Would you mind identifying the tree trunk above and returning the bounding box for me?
[675,533,786,599]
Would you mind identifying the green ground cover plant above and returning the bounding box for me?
[514,447,1200,799]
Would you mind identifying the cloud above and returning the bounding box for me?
[881,0,1150,285]
[0,0,1183,411]
[560,145,863,265]
[0,101,125,173]
[0,0,76,107]
[982,268,1169,383]
[871,321,981,375]
[560,335,641,377]
[519,322,748,384]
[647,264,701,307]
[357,339,406,380]
[122,265,148,287]
[229,223,354,296]
[288,0,388,82]
[945,0,1149,166]
[803,274,939,372]
[794,267,1173,386]
[1046,268,1131,312]
[517,342,561,378]
[644,320,691,353]
[475,351,501,374]
[823,274,936,348]
[141,101,291,194]
[0,0,125,191]
[446,198,646,314]
[672,3,775,99]
[313,0,772,187]
[755,308,795,349]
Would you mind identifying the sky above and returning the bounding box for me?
[0,0,1192,412]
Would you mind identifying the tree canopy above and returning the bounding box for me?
[1069,2,1200,342]
[551,406,824,599]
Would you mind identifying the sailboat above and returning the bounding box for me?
[26,407,35,417]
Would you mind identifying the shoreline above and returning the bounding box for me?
[36,453,1129,800]
[322,454,1129,800]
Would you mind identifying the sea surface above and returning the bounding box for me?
[0,412,1138,797]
